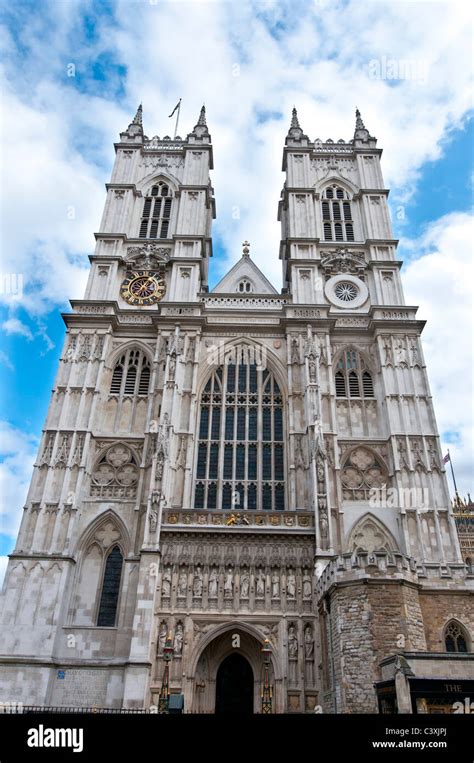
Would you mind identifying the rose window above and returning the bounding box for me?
[334,281,359,302]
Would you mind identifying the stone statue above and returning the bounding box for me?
[162,567,172,598]
[271,570,280,599]
[308,354,317,384]
[208,567,219,598]
[303,572,312,599]
[256,568,265,597]
[395,340,408,366]
[320,511,329,540]
[173,623,184,656]
[158,622,167,653]
[224,567,233,596]
[240,570,250,598]
[178,570,188,597]
[193,565,203,597]
[291,337,300,364]
[304,624,314,659]
[288,625,298,658]
[287,569,296,598]
[383,339,393,365]
[168,352,177,381]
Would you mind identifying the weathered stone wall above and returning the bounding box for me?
[419,589,474,651]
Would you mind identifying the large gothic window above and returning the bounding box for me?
[444,620,469,653]
[139,182,172,239]
[335,349,374,398]
[194,355,285,511]
[322,185,354,242]
[97,545,123,627]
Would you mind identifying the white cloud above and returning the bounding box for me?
[0,421,39,540]
[401,212,474,497]
[1,318,33,340]
[0,351,14,370]
[0,0,472,306]
[0,0,472,509]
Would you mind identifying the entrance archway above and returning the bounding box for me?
[215,653,254,714]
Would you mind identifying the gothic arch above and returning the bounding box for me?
[189,620,281,680]
[136,171,180,196]
[346,512,399,554]
[69,510,129,626]
[333,345,375,374]
[107,341,153,370]
[195,336,287,398]
[442,619,471,653]
[314,175,359,198]
[73,507,131,559]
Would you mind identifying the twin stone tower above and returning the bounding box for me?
[0,105,472,715]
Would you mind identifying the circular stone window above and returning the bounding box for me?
[324,274,369,309]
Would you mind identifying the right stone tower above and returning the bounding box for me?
[279,108,473,713]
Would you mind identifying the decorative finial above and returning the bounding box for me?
[242,240,250,257]
[291,107,300,129]
[132,103,143,127]
[198,105,207,126]
[355,107,365,131]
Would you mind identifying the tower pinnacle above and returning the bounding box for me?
[132,103,143,127]
[353,107,375,143]
[197,105,207,127]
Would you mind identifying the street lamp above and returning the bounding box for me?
[158,632,174,713]
[261,639,273,714]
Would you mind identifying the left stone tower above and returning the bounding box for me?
[0,105,215,708]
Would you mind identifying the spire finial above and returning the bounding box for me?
[242,240,250,257]
[132,103,143,127]
[291,107,300,129]
[355,107,365,131]
[198,104,207,126]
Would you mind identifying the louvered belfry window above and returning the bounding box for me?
[109,349,151,396]
[322,185,354,242]
[139,182,172,239]
[335,349,374,399]
[195,354,285,511]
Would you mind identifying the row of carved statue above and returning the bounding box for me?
[160,565,313,600]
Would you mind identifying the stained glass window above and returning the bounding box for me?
[194,354,285,510]
[97,546,123,627]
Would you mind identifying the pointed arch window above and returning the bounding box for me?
[237,279,253,293]
[97,545,123,627]
[195,351,285,511]
[322,185,354,241]
[335,349,374,399]
[139,182,173,239]
[444,620,469,653]
[109,348,151,397]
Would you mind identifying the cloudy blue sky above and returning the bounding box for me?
[0,0,473,583]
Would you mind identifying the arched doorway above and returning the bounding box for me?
[215,653,254,714]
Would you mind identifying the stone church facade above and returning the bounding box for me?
[0,106,472,714]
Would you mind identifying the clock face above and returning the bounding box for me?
[120,270,166,306]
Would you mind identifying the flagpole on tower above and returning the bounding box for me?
[448,449,459,498]
[444,449,460,503]
[168,98,182,139]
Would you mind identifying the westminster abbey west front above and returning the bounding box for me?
[0,106,472,715]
